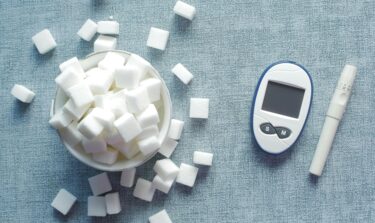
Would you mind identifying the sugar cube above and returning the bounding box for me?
[94,35,117,52]
[92,148,118,165]
[32,29,56,54]
[114,113,142,142]
[193,151,213,166]
[140,78,161,102]
[59,57,85,78]
[50,100,54,118]
[105,128,125,146]
[189,98,209,119]
[120,168,136,188]
[167,119,184,140]
[82,137,107,154]
[136,104,159,128]
[149,209,173,223]
[67,82,94,108]
[97,21,119,35]
[60,122,83,147]
[137,125,159,140]
[63,99,90,120]
[11,84,35,103]
[84,69,114,95]
[51,189,77,215]
[125,87,150,113]
[126,54,151,75]
[88,172,112,196]
[113,142,140,159]
[146,27,169,51]
[77,114,104,139]
[133,178,155,202]
[87,196,106,217]
[90,107,115,130]
[105,192,121,215]
[153,159,179,180]
[176,163,198,187]
[98,52,126,71]
[173,1,196,21]
[171,63,193,85]
[137,136,160,156]
[104,97,128,119]
[152,175,174,194]
[77,19,98,41]
[158,138,178,158]
[55,67,84,93]
[49,110,74,129]
[114,65,143,89]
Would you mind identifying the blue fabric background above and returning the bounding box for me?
[0,0,374,222]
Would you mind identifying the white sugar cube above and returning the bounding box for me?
[152,175,174,194]
[97,21,119,35]
[173,1,196,21]
[92,148,118,165]
[50,100,54,118]
[193,151,213,166]
[149,209,173,223]
[84,69,114,95]
[133,178,155,202]
[88,172,112,196]
[103,97,128,119]
[87,196,106,217]
[49,110,74,129]
[136,104,159,128]
[63,99,90,120]
[60,122,83,147]
[140,78,161,102]
[59,57,85,78]
[51,189,77,215]
[77,114,104,139]
[90,107,115,130]
[168,119,184,140]
[55,67,84,93]
[32,29,56,54]
[114,65,143,89]
[137,125,159,140]
[126,54,151,75]
[147,27,170,51]
[94,35,117,52]
[82,137,107,154]
[158,138,178,158]
[77,19,98,41]
[176,163,198,187]
[171,63,193,85]
[105,192,121,215]
[120,168,136,188]
[114,113,142,142]
[153,159,179,180]
[137,136,160,156]
[11,84,35,103]
[189,98,209,119]
[113,142,139,159]
[98,52,126,71]
[67,82,94,108]
[125,87,150,113]
[105,128,125,146]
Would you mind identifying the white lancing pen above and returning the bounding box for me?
[309,64,357,176]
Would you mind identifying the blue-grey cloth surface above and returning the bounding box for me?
[0,0,374,222]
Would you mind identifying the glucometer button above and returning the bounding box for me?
[275,127,291,139]
[260,123,276,135]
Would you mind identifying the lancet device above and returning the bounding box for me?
[251,61,313,154]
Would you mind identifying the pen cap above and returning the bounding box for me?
[337,64,357,91]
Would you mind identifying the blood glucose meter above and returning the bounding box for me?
[251,61,312,154]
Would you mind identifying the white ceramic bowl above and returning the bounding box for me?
[53,50,172,172]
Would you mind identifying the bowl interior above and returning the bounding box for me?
[54,50,171,172]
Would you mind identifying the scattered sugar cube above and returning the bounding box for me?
[193,151,213,166]
[114,65,143,89]
[77,19,98,41]
[136,104,159,128]
[32,29,56,54]
[171,63,193,85]
[173,1,196,21]
[133,178,155,202]
[140,78,161,102]
[94,35,117,52]
[90,107,115,130]
[125,86,150,113]
[158,138,178,158]
[49,110,74,129]
[114,113,142,142]
[97,21,119,35]
[82,137,107,154]
[50,100,54,118]
[92,148,118,165]
[149,209,173,223]
[105,192,121,215]
[168,119,184,140]
[152,175,174,194]
[11,84,35,103]
[51,189,77,215]
[87,196,106,217]
[113,142,139,159]
[137,125,159,140]
[98,52,126,71]
[120,168,136,188]
[176,163,198,187]
[60,122,83,147]
[189,98,209,119]
[137,136,160,156]
[88,172,112,196]
[146,27,170,51]
[153,159,179,180]
[84,69,114,95]
[63,99,90,120]
[77,113,104,139]
[67,82,94,108]
[55,67,84,93]
[59,57,85,78]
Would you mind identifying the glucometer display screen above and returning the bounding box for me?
[262,81,305,118]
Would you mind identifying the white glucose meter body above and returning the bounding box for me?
[251,61,313,154]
